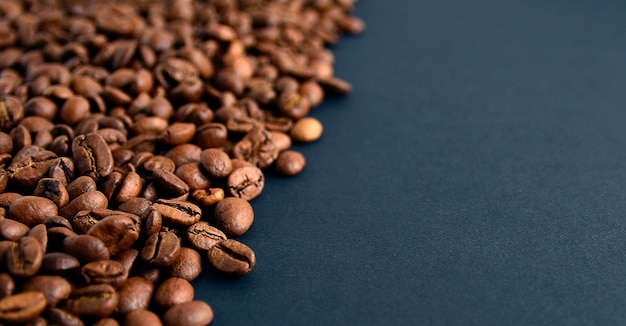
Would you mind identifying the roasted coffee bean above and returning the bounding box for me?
[195,122,228,149]
[82,260,128,288]
[124,309,163,326]
[275,150,306,176]
[227,166,265,201]
[158,122,196,145]
[141,231,181,267]
[6,236,44,277]
[21,275,71,306]
[162,301,214,326]
[187,221,226,251]
[208,239,256,276]
[0,291,47,323]
[87,215,140,255]
[44,307,84,326]
[64,284,118,318]
[41,252,81,275]
[0,218,29,241]
[142,207,162,236]
[191,188,225,207]
[142,155,176,174]
[214,197,254,237]
[116,276,154,314]
[168,247,202,281]
[62,234,110,263]
[34,177,70,208]
[67,176,97,200]
[290,116,324,142]
[232,126,278,169]
[154,277,194,309]
[72,133,114,180]
[59,191,108,219]
[269,131,292,151]
[152,169,190,198]
[175,163,211,191]
[165,143,202,167]
[200,148,232,178]
[117,197,153,218]
[0,273,14,299]
[27,224,47,253]
[112,248,139,275]
[94,318,120,326]
[152,199,201,226]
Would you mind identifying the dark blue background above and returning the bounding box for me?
[195,1,626,324]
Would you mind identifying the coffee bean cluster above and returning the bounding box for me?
[0,0,363,324]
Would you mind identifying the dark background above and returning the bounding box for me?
[195,0,626,325]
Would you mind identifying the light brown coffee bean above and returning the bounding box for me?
[152,199,202,226]
[162,301,214,326]
[124,309,163,326]
[227,166,265,201]
[154,277,194,309]
[64,284,118,318]
[168,247,202,281]
[6,236,44,277]
[191,188,224,207]
[0,291,46,323]
[200,148,232,178]
[0,218,29,241]
[81,259,128,288]
[214,197,254,237]
[21,275,71,306]
[87,215,140,255]
[290,117,323,142]
[208,239,256,276]
[116,276,154,314]
[141,231,181,267]
[275,150,306,176]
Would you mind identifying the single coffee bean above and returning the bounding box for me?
[151,199,202,226]
[41,252,81,275]
[124,309,163,326]
[227,166,265,201]
[214,197,254,237]
[142,207,163,236]
[82,259,128,288]
[162,301,214,326]
[67,176,98,200]
[87,215,140,255]
[195,122,228,149]
[191,188,225,207]
[290,117,323,142]
[20,275,71,306]
[116,171,143,202]
[200,148,232,178]
[157,122,196,145]
[269,131,291,151]
[154,277,194,309]
[60,95,90,126]
[26,224,47,253]
[62,234,110,263]
[275,150,306,176]
[112,248,139,276]
[0,218,29,241]
[232,126,279,169]
[0,273,14,299]
[168,247,202,281]
[175,163,211,191]
[59,191,108,219]
[165,143,202,167]
[34,177,70,208]
[64,284,118,318]
[44,307,84,326]
[0,291,47,323]
[116,276,154,314]
[117,197,153,218]
[6,236,44,277]
[93,318,120,326]
[8,195,58,227]
[187,221,227,251]
[141,231,181,267]
[151,169,190,198]
[72,132,114,180]
[208,239,256,276]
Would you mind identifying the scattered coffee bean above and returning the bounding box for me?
[214,197,254,237]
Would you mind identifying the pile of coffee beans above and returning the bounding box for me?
[0,0,363,324]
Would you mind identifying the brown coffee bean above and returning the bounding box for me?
[290,116,323,142]
[227,166,265,201]
[24,96,58,121]
[0,291,47,323]
[0,96,24,132]
[162,301,214,326]
[67,176,97,200]
[62,234,110,263]
[318,76,352,95]
[0,273,14,299]
[116,171,143,202]
[275,150,306,176]
[154,277,194,309]
[21,275,71,306]
[93,318,120,326]
[269,131,291,151]
[200,148,232,179]
[191,188,225,207]
[232,126,278,169]
[300,80,325,108]
[27,224,47,253]
[6,236,44,277]
[60,191,109,219]
[0,218,29,241]
[175,163,211,191]
[158,122,196,145]
[142,155,176,174]
[152,199,202,226]
[41,252,81,275]
[152,169,190,198]
[195,122,228,149]
[116,276,154,314]
[142,208,162,236]
[87,215,140,255]
[166,143,202,167]
[112,248,139,275]
[168,247,202,281]
[60,95,90,126]
[44,307,84,326]
[124,309,163,326]
[277,91,311,120]
[72,133,114,180]
[214,197,254,237]
[208,239,256,276]
[64,284,118,318]
[141,231,181,267]
[82,260,128,288]
[34,177,70,208]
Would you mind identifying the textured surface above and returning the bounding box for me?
[194,0,626,325]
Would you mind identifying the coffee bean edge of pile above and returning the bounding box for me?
[0,0,364,325]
